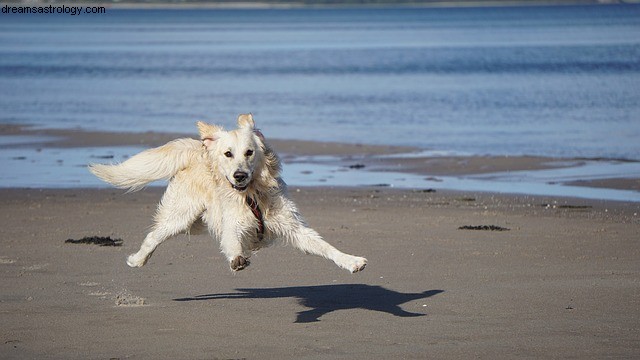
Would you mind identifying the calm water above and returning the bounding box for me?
[1,5,640,160]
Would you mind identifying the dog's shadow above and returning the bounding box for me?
[174,284,443,323]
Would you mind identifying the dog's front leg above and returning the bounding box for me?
[220,224,250,271]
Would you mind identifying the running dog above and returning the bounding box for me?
[89,114,367,273]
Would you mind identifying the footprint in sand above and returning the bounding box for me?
[0,257,17,264]
[78,281,146,306]
[115,291,146,307]
[23,263,49,271]
[79,282,111,298]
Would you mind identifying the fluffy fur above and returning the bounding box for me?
[89,114,367,273]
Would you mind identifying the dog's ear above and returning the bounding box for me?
[237,114,264,141]
[196,121,222,150]
[237,113,255,130]
[254,129,265,142]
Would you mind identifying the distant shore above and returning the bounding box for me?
[1,0,630,10]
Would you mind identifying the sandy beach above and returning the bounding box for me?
[1,187,639,359]
[1,125,639,359]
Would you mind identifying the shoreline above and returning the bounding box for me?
[1,123,639,202]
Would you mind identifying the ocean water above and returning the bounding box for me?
[1,5,639,160]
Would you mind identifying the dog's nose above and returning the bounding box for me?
[233,171,248,183]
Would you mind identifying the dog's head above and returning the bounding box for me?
[198,114,279,192]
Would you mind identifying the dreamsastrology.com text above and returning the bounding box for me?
[2,5,107,16]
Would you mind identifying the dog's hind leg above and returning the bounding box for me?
[287,225,367,273]
[127,230,167,268]
[270,207,367,273]
[127,182,204,268]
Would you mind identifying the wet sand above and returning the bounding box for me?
[3,123,639,193]
[566,178,640,192]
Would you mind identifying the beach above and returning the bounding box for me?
[1,188,639,359]
[1,126,640,359]
[2,4,640,357]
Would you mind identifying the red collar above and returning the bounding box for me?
[246,196,265,241]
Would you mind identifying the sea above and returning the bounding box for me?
[1,4,640,200]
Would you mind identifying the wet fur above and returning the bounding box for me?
[89,114,367,273]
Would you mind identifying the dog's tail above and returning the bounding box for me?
[89,138,201,192]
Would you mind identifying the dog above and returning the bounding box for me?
[89,114,367,273]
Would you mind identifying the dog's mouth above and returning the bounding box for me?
[231,182,248,191]
[228,178,250,192]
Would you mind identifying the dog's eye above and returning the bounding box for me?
[245,149,254,157]
[224,151,233,158]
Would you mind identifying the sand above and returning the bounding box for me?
[1,186,639,359]
[1,124,639,358]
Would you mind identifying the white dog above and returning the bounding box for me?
[89,114,367,273]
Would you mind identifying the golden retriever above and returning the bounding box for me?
[89,114,367,273]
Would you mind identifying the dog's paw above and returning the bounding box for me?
[230,256,250,271]
[348,256,368,273]
[126,253,149,268]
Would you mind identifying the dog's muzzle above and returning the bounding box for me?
[230,171,250,191]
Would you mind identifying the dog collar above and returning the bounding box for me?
[246,196,265,241]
